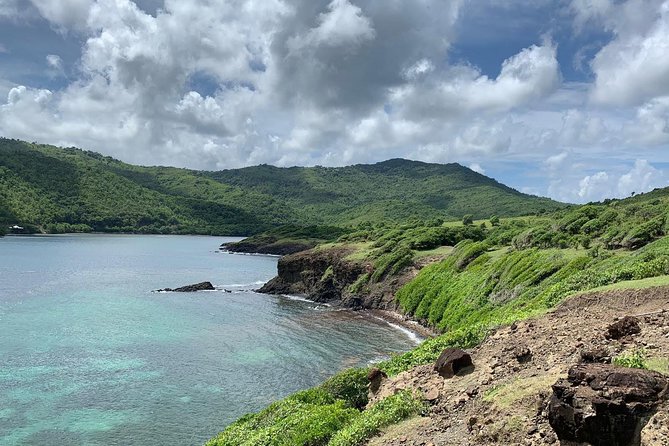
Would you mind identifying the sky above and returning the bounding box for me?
[1,0,669,203]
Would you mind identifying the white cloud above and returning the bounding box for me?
[627,96,669,145]
[574,0,669,105]
[290,0,376,49]
[545,151,569,170]
[548,158,666,202]
[468,162,485,174]
[618,159,665,196]
[30,0,94,30]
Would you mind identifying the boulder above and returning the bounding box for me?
[434,348,473,378]
[606,316,642,339]
[548,363,668,446]
[157,281,215,292]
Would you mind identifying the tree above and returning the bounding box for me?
[462,214,473,225]
[490,215,500,226]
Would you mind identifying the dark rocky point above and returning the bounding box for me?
[434,348,473,378]
[548,363,668,446]
[157,281,215,292]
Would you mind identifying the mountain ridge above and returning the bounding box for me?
[0,138,564,235]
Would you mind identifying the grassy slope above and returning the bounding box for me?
[207,188,669,445]
[0,138,563,235]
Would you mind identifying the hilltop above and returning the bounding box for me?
[0,138,562,235]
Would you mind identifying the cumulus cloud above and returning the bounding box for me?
[468,163,485,174]
[548,156,667,202]
[0,0,667,203]
[572,0,669,105]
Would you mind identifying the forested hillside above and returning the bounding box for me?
[0,138,563,235]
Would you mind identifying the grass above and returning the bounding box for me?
[412,246,454,259]
[571,275,669,296]
[483,373,562,409]
[614,349,648,369]
[646,357,669,375]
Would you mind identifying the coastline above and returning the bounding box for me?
[364,308,438,340]
[267,289,436,344]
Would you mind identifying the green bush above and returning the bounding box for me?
[327,391,425,446]
[206,390,357,446]
[613,349,647,369]
[321,368,370,410]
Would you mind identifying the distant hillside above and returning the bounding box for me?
[0,138,564,235]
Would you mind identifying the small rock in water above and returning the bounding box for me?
[156,281,216,292]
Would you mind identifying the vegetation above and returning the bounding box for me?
[205,373,421,446]
[0,138,563,235]
[209,185,669,445]
[613,349,648,369]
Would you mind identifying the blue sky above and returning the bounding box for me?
[1,0,669,203]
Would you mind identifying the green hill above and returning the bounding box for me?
[0,138,563,235]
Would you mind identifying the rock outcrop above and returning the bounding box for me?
[221,240,314,256]
[157,281,216,292]
[548,363,668,446]
[258,248,372,306]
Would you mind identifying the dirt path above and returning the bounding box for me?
[367,286,669,446]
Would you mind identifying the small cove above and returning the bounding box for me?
[0,234,418,446]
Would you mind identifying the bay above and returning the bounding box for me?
[0,235,417,446]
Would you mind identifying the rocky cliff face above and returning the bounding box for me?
[257,248,413,310]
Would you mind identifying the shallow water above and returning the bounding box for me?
[0,235,418,445]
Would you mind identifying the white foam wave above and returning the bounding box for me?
[372,316,423,344]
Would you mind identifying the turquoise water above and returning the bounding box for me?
[0,235,418,445]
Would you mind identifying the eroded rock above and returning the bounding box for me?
[580,346,612,364]
[434,348,473,378]
[368,367,388,393]
[548,363,668,446]
[607,316,642,339]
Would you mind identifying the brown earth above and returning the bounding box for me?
[366,286,669,446]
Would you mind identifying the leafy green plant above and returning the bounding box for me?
[613,349,648,369]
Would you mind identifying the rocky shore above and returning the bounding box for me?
[257,247,418,311]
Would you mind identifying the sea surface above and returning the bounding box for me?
[0,235,419,445]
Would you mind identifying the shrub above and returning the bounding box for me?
[462,214,474,225]
[327,391,425,446]
[613,349,647,369]
[321,368,370,410]
[206,390,357,446]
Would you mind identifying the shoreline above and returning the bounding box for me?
[269,290,437,343]
[364,309,438,340]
